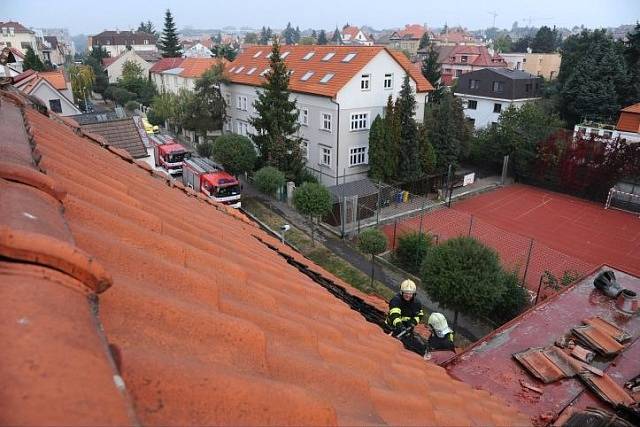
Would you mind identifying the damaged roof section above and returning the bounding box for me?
[447,266,640,426]
[0,91,530,426]
[70,113,149,159]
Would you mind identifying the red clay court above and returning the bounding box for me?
[381,184,640,298]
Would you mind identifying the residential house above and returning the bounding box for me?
[0,89,530,426]
[150,57,222,94]
[501,52,561,80]
[88,30,158,57]
[102,49,160,83]
[223,45,433,185]
[389,24,429,55]
[437,45,507,84]
[0,47,24,77]
[0,21,39,57]
[432,28,482,47]
[42,36,66,66]
[454,68,542,128]
[13,69,80,116]
[183,42,214,58]
[573,103,640,143]
[340,26,374,46]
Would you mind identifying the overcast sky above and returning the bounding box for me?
[4,0,639,34]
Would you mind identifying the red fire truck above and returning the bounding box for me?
[149,134,190,176]
[182,157,241,208]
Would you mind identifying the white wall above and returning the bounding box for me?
[456,93,531,128]
[0,30,39,56]
[31,80,80,116]
[106,50,153,83]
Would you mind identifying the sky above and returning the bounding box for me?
[3,0,639,35]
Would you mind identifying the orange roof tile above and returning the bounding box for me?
[149,57,185,73]
[342,26,361,39]
[179,57,226,78]
[0,91,530,426]
[39,70,67,90]
[393,24,428,39]
[620,102,640,114]
[227,45,433,98]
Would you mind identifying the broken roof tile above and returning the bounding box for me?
[572,325,625,356]
[578,372,635,407]
[0,92,530,426]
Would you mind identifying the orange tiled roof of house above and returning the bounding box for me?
[39,70,68,90]
[13,69,68,94]
[149,57,185,73]
[342,25,361,39]
[0,21,34,34]
[179,57,226,78]
[226,45,433,98]
[616,102,640,132]
[393,24,428,39]
[0,90,530,426]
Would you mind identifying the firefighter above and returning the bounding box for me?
[387,279,427,355]
[426,312,455,352]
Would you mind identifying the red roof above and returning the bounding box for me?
[440,45,507,68]
[10,47,25,59]
[392,24,428,39]
[0,21,33,34]
[616,102,640,132]
[341,26,361,39]
[227,45,433,98]
[0,90,529,426]
[179,57,225,78]
[13,69,68,94]
[621,102,640,114]
[433,30,478,44]
[149,57,185,73]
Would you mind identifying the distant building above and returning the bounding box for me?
[150,57,223,94]
[223,45,433,185]
[102,49,161,83]
[573,103,640,143]
[502,52,561,80]
[340,26,374,46]
[454,68,542,128]
[389,24,429,55]
[13,69,80,116]
[437,45,507,83]
[88,30,158,57]
[0,21,39,57]
[183,42,214,58]
[432,28,482,47]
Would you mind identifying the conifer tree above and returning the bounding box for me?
[23,46,45,71]
[367,115,386,181]
[396,74,422,181]
[383,95,400,180]
[317,29,328,45]
[331,27,342,44]
[250,38,304,180]
[159,9,181,58]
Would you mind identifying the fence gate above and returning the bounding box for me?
[341,195,359,237]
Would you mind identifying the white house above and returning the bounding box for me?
[102,49,159,83]
[150,57,223,94]
[0,21,39,57]
[13,69,80,116]
[88,30,157,58]
[183,42,214,58]
[340,26,374,46]
[454,68,542,129]
[223,45,433,185]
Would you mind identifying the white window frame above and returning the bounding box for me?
[299,108,309,126]
[384,73,393,89]
[349,112,369,131]
[236,95,248,111]
[321,52,335,61]
[349,146,368,167]
[301,140,309,159]
[360,73,371,91]
[321,113,332,132]
[319,146,332,166]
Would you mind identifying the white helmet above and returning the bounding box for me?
[428,313,453,338]
[400,279,416,294]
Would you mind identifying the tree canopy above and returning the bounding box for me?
[23,46,45,71]
[531,26,560,53]
[158,9,181,58]
[292,182,332,244]
[424,92,471,170]
[317,30,328,45]
[254,166,285,199]
[180,63,227,138]
[212,134,257,177]
[396,74,422,181]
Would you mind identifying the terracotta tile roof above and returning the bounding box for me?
[178,57,226,78]
[621,102,640,114]
[91,30,157,47]
[10,46,25,59]
[341,26,361,39]
[227,45,433,98]
[14,69,68,95]
[0,91,530,426]
[149,57,184,73]
[0,21,34,34]
[439,45,507,68]
[102,55,120,67]
[79,118,149,158]
[39,70,68,90]
[391,24,428,40]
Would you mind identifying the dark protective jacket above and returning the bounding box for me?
[427,332,455,351]
[386,293,425,329]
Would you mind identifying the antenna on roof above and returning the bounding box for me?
[488,11,498,29]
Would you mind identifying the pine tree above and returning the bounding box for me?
[623,23,640,105]
[395,75,422,181]
[418,124,437,174]
[311,29,317,41]
[418,32,431,50]
[294,26,301,43]
[383,95,400,181]
[425,93,470,170]
[367,115,386,181]
[249,39,304,179]
[531,26,559,53]
[159,9,181,58]
[283,22,295,45]
[331,26,342,44]
[23,46,45,71]
[421,43,444,104]
[317,30,328,45]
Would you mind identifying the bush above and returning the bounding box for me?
[197,141,215,158]
[125,100,139,112]
[491,271,530,325]
[395,232,433,275]
[104,85,136,106]
[146,108,163,126]
[421,237,514,325]
[254,166,285,199]
[212,134,257,176]
[295,168,318,185]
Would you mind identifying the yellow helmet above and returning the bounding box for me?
[400,279,416,294]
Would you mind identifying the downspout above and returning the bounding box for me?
[330,98,340,186]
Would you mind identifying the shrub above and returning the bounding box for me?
[212,134,257,176]
[196,141,215,158]
[395,232,433,275]
[254,166,285,199]
[125,100,139,112]
[491,271,530,325]
[295,168,318,185]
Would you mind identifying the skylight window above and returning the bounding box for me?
[321,52,335,61]
[253,50,263,58]
[247,67,257,75]
[266,52,272,58]
[260,68,269,77]
[235,66,245,74]
[319,73,334,84]
[300,71,315,81]
[303,51,315,60]
[281,51,290,59]
[342,53,357,63]
[229,66,236,73]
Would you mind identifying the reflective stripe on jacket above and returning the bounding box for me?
[386,293,425,328]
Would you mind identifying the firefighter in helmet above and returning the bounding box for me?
[426,312,455,352]
[386,279,427,355]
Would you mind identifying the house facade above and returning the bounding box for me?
[102,49,158,83]
[183,42,214,58]
[437,45,507,83]
[501,52,561,80]
[88,30,157,57]
[223,45,433,185]
[389,24,429,55]
[0,22,39,57]
[340,26,374,46]
[13,69,80,116]
[150,58,222,94]
[454,68,542,128]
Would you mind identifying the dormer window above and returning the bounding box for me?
[144,39,149,45]
[9,27,15,36]
[461,55,468,63]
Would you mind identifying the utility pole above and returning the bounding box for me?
[488,11,498,29]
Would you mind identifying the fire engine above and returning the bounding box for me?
[182,157,241,208]
[149,134,190,175]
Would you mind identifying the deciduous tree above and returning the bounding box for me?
[292,182,332,244]
[212,134,257,177]
[357,228,388,287]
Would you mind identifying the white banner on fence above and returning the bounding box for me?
[463,173,475,187]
